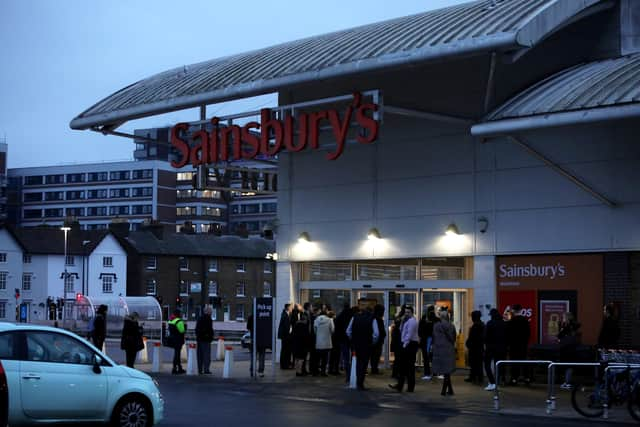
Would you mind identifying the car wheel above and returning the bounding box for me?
[112,396,151,427]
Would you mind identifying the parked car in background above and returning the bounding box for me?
[241,331,251,349]
[0,322,163,426]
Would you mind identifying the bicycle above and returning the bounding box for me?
[571,350,640,421]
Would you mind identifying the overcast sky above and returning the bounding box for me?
[0,0,468,168]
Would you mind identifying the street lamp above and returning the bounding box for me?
[60,227,71,311]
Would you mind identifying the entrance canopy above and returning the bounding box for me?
[70,295,162,339]
[70,0,606,132]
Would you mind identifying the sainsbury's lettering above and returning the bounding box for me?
[170,92,379,168]
[499,263,566,280]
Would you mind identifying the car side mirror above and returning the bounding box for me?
[93,354,103,374]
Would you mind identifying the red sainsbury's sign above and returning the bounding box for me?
[170,92,379,168]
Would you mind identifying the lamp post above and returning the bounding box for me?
[60,226,71,320]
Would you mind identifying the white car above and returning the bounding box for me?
[0,322,163,426]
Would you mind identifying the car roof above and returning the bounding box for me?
[0,322,117,365]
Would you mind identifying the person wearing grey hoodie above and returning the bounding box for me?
[314,309,335,376]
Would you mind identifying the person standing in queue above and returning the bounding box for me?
[168,309,186,374]
[506,304,531,385]
[389,306,419,392]
[419,306,436,380]
[370,304,386,375]
[433,309,457,396]
[92,304,108,351]
[465,310,485,384]
[120,312,144,368]
[346,305,379,391]
[483,308,507,391]
[292,304,310,376]
[196,305,214,375]
[277,303,293,369]
[334,303,354,379]
[314,307,335,376]
[390,305,407,380]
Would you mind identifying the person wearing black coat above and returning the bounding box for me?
[334,304,354,381]
[418,306,436,380]
[292,304,310,376]
[390,305,406,380]
[465,310,484,384]
[370,304,386,374]
[120,312,144,368]
[483,308,507,390]
[277,304,293,369]
[92,304,108,351]
[598,303,620,349]
[506,304,531,385]
[195,305,214,375]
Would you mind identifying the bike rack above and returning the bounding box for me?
[494,360,552,411]
[546,362,600,414]
[602,363,640,419]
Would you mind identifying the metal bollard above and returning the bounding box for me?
[216,336,225,361]
[223,346,234,378]
[186,343,198,375]
[151,341,161,373]
[349,352,357,389]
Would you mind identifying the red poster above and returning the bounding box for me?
[539,300,570,345]
[498,290,537,346]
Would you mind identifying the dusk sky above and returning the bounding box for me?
[1,0,468,168]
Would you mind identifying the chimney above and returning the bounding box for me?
[235,223,249,238]
[142,219,166,240]
[109,218,130,237]
[179,221,195,234]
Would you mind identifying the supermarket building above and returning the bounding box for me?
[71,0,640,357]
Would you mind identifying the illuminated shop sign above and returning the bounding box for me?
[170,92,379,168]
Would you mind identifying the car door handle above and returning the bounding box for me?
[22,374,41,380]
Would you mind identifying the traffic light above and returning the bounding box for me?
[14,288,20,300]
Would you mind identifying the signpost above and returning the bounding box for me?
[252,297,274,378]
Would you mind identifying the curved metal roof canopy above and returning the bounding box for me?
[472,53,640,136]
[70,0,605,131]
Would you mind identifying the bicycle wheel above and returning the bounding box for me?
[629,387,640,422]
[572,383,606,418]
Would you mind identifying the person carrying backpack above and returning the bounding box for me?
[168,309,186,374]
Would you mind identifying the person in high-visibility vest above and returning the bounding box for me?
[168,309,186,374]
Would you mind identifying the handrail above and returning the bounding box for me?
[546,362,600,414]
[494,360,552,410]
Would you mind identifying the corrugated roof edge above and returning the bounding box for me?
[69,0,609,131]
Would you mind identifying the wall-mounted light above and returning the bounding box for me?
[367,227,381,240]
[478,217,489,233]
[297,232,311,243]
[445,223,461,236]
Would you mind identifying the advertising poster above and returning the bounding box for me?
[498,290,537,346]
[539,300,570,344]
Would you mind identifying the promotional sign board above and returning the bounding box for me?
[498,290,537,346]
[255,297,273,350]
[539,300,570,345]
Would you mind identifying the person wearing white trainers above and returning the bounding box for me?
[483,309,507,392]
[421,375,432,381]
[560,382,573,390]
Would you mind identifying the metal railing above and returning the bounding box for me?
[546,362,600,414]
[493,360,553,410]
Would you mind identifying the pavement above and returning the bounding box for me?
[104,343,638,425]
